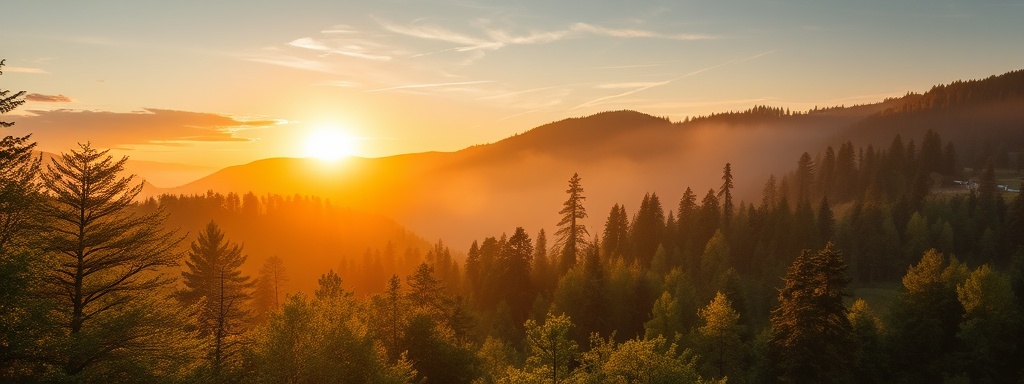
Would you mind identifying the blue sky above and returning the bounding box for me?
[2,0,1022,166]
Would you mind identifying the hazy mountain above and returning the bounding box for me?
[159,70,1024,249]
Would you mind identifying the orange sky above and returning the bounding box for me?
[3,1,1023,174]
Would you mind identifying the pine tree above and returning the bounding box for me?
[0,60,26,129]
[370,275,408,362]
[718,163,735,230]
[261,255,287,308]
[796,152,816,203]
[556,173,588,274]
[38,144,185,376]
[601,204,629,260]
[696,189,720,248]
[0,136,41,255]
[520,311,578,384]
[770,243,855,383]
[179,221,253,375]
[695,291,744,380]
[631,193,665,267]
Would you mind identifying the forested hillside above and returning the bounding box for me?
[4,62,1024,383]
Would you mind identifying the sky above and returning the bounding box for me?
[2,0,1023,168]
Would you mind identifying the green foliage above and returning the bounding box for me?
[178,221,253,375]
[769,244,854,383]
[246,286,415,383]
[886,249,969,382]
[644,291,681,340]
[505,311,578,384]
[955,265,1021,382]
[847,299,886,383]
[574,335,711,384]
[694,292,745,381]
[38,144,185,377]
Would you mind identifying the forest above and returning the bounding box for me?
[3,62,1024,383]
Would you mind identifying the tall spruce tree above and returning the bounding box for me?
[769,243,855,383]
[38,144,185,377]
[555,173,588,274]
[179,221,253,376]
[718,163,735,230]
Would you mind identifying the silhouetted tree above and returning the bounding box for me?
[770,243,854,383]
[38,144,185,377]
[719,163,735,230]
[555,173,588,274]
[601,204,629,260]
[179,221,253,375]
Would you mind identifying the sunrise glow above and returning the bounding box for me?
[303,126,357,162]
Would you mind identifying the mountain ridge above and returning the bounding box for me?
[149,69,1024,248]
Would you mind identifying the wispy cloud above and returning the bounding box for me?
[9,108,278,150]
[366,80,496,93]
[590,63,665,70]
[379,18,715,57]
[573,50,777,110]
[2,66,48,74]
[288,37,393,61]
[25,93,71,102]
[246,55,335,73]
[569,23,715,41]
[597,82,665,89]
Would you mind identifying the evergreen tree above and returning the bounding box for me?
[816,196,835,247]
[696,189,721,249]
[500,227,535,326]
[847,299,885,384]
[179,221,254,375]
[956,265,1022,382]
[518,311,578,384]
[644,291,682,340]
[0,135,41,255]
[677,187,699,268]
[886,249,969,382]
[466,240,482,293]
[719,163,735,230]
[0,60,26,129]
[795,152,816,203]
[370,275,408,362]
[630,193,665,267]
[253,254,287,323]
[555,173,588,274]
[531,229,555,298]
[694,291,744,381]
[38,144,185,377]
[601,204,629,260]
[770,243,854,383]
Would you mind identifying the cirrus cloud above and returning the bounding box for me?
[25,93,72,103]
[7,108,280,152]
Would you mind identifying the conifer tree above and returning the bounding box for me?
[630,193,665,267]
[770,243,854,383]
[520,311,578,384]
[179,221,253,376]
[38,143,185,376]
[555,173,588,273]
[253,255,287,322]
[0,59,50,378]
[601,204,629,260]
[718,163,735,230]
[796,152,816,203]
[695,291,744,380]
[0,135,41,255]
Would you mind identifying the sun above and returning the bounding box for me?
[303,126,357,162]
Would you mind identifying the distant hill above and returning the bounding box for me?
[158,69,1024,249]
